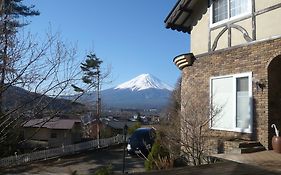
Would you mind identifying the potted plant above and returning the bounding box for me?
[271,124,281,153]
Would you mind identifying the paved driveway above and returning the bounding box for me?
[134,161,281,175]
[1,146,145,175]
[212,150,281,172]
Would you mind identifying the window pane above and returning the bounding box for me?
[213,0,228,23]
[211,77,233,130]
[236,77,250,129]
[237,77,248,91]
[230,0,250,17]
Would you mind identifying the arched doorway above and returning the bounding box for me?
[268,55,281,149]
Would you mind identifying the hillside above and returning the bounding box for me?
[2,86,86,115]
[64,74,173,110]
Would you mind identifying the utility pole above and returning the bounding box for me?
[122,124,128,174]
[96,66,101,147]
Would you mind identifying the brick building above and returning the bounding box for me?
[165,0,281,153]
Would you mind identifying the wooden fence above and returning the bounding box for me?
[0,135,123,168]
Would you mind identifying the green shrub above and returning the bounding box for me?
[94,165,113,175]
[144,139,171,171]
[128,122,141,135]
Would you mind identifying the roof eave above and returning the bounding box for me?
[164,0,182,23]
[165,23,191,34]
[164,0,195,33]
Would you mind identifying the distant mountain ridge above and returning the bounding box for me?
[3,86,85,115]
[67,73,173,110]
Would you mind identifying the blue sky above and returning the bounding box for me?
[25,0,190,89]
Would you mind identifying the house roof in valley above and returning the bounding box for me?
[164,0,208,33]
[23,118,81,130]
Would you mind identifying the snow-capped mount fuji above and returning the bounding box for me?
[114,73,173,91]
[100,73,173,109]
[63,74,173,110]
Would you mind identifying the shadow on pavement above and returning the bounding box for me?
[0,146,145,174]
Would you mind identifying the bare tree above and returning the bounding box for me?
[0,1,85,157]
[161,78,221,166]
[159,77,181,160]
[145,78,182,170]
[0,31,83,156]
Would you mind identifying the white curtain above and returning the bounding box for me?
[236,77,250,129]
[211,77,234,130]
[230,0,250,17]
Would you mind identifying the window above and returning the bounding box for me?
[50,132,57,138]
[236,77,250,129]
[212,0,251,24]
[213,0,228,23]
[210,72,252,133]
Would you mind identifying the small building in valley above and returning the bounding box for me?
[23,118,82,148]
[101,120,136,137]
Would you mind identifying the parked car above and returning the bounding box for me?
[127,127,156,156]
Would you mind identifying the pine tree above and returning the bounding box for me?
[0,0,39,111]
[80,53,103,121]
[72,53,103,139]
[0,0,39,157]
[80,53,102,87]
[72,53,103,93]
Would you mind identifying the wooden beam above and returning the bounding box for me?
[255,3,281,16]
[210,14,252,31]
[212,26,228,51]
[228,24,231,48]
[251,0,256,41]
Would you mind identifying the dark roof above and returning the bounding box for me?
[164,0,208,33]
[164,0,182,23]
[23,118,81,130]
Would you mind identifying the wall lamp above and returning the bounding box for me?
[173,53,195,70]
[255,79,266,92]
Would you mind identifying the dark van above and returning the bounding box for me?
[127,128,156,156]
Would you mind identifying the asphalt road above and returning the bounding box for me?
[1,146,145,175]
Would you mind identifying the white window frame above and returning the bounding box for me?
[210,0,252,28]
[209,72,253,133]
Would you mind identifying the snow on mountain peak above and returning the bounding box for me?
[114,73,173,91]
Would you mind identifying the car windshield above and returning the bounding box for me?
[130,129,155,142]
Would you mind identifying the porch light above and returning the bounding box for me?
[173,53,195,70]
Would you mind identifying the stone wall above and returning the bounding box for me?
[181,37,281,151]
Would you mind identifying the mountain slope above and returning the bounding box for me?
[70,73,173,109]
[102,88,171,109]
[3,86,86,115]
